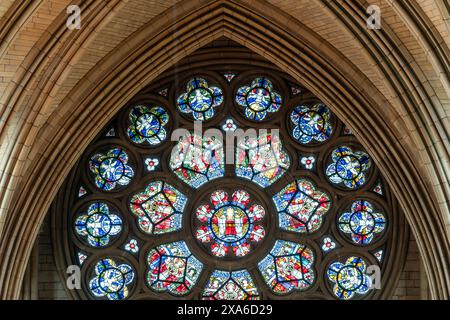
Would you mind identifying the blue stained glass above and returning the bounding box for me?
[338,200,386,245]
[127,105,169,146]
[235,77,282,121]
[326,146,371,189]
[290,103,333,144]
[89,258,134,300]
[177,78,223,121]
[326,256,371,300]
[89,148,134,191]
[75,202,122,247]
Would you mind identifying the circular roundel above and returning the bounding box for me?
[195,189,266,258]
[54,64,405,301]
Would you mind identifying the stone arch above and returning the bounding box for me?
[0,0,448,299]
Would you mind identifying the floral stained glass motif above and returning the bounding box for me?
[177,78,223,121]
[124,239,139,254]
[326,146,371,189]
[74,202,122,247]
[145,158,159,171]
[202,269,260,300]
[127,105,169,145]
[327,256,371,300]
[273,179,331,233]
[222,118,237,132]
[147,241,203,296]
[129,181,187,235]
[236,77,282,121]
[195,190,265,258]
[89,148,134,191]
[236,133,290,188]
[300,156,316,170]
[338,200,386,245]
[322,237,336,252]
[89,258,135,300]
[258,240,315,294]
[170,133,224,188]
[290,104,333,144]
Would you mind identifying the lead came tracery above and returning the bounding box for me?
[53,63,403,300]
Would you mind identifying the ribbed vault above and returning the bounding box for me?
[0,0,448,299]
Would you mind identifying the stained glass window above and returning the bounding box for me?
[170,132,225,188]
[326,146,371,189]
[147,241,203,296]
[235,77,282,121]
[58,63,400,301]
[338,200,386,245]
[177,78,223,121]
[202,270,260,300]
[258,240,315,294]
[75,202,122,247]
[273,179,331,233]
[327,256,371,300]
[89,147,134,191]
[236,133,290,188]
[195,190,265,257]
[89,258,135,300]
[127,105,169,145]
[290,103,333,144]
[129,181,187,235]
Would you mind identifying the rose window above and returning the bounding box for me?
[53,61,405,301]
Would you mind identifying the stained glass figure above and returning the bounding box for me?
[236,133,290,188]
[130,181,187,235]
[195,190,266,258]
[202,269,260,300]
[327,256,371,300]
[127,105,169,145]
[258,240,315,294]
[338,200,386,245]
[273,179,331,233]
[89,148,134,191]
[326,146,371,189]
[74,202,122,247]
[290,103,333,144]
[170,132,224,188]
[147,241,203,296]
[177,78,223,121]
[235,77,282,121]
[89,258,135,300]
